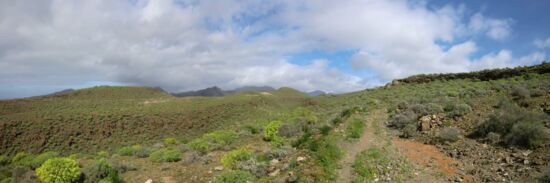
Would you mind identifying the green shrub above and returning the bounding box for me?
[188,138,209,154]
[278,123,302,138]
[341,107,362,118]
[0,155,8,166]
[353,147,388,181]
[447,103,472,118]
[163,138,178,145]
[83,159,120,183]
[511,85,530,99]
[116,146,135,156]
[505,120,548,148]
[97,151,109,158]
[347,118,365,139]
[410,103,443,116]
[12,152,34,167]
[401,123,418,138]
[439,127,460,142]
[319,125,332,136]
[214,170,255,183]
[149,148,181,162]
[243,125,259,134]
[264,121,283,146]
[221,147,252,169]
[474,101,549,148]
[332,116,343,125]
[487,132,501,145]
[36,158,81,183]
[203,130,239,146]
[389,111,417,129]
[263,121,282,141]
[133,147,151,158]
[12,151,59,169]
[314,138,343,179]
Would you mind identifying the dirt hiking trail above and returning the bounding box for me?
[335,109,475,183]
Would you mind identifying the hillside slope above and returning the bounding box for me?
[0,63,549,183]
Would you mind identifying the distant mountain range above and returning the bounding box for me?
[172,86,327,97]
[172,86,276,97]
[306,90,327,96]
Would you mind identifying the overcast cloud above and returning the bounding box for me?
[0,0,547,99]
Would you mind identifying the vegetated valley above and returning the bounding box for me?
[1,63,549,183]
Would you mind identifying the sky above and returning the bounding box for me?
[0,0,548,99]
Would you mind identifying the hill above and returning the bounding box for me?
[0,63,549,183]
[172,85,276,97]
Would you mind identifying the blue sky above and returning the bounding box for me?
[0,0,548,99]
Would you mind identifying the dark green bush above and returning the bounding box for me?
[332,116,343,125]
[474,101,549,148]
[36,158,81,183]
[447,103,472,118]
[410,103,443,116]
[401,123,418,138]
[214,170,255,183]
[511,84,530,99]
[243,125,259,134]
[388,111,417,129]
[319,125,332,136]
[439,127,460,142]
[149,148,181,162]
[0,155,8,166]
[83,159,121,183]
[12,151,59,169]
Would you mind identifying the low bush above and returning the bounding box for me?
[0,155,8,166]
[149,148,181,162]
[511,84,530,99]
[474,101,549,148]
[116,145,149,158]
[313,138,343,179]
[203,130,238,146]
[243,125,259,134]
[221,147,252,169]
[97,151,109,158]
[401,123,418,138]
[163,138,178,145]
[446,103,472,118]
[13,151,59,169]
[347,118,365,139]
[410,103,443,116]
[278,123,302,138]
[36,158,81,183]
[264,121,284,146]
[487,132,501,145]
[319,125,332,136]
[388,111,417,129]
[332,116,343,125]
[116,146,135,156]
[214,170,255,183]
[439,127,460,142]
[83,159,121,183]
[188,138,209,154]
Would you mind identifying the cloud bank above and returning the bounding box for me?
[0,0,546,98]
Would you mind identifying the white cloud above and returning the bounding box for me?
[535,38,550,48]
[0,0,544,98]
[468,13,513,41]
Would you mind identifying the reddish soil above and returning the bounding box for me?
[392,138,478,183]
